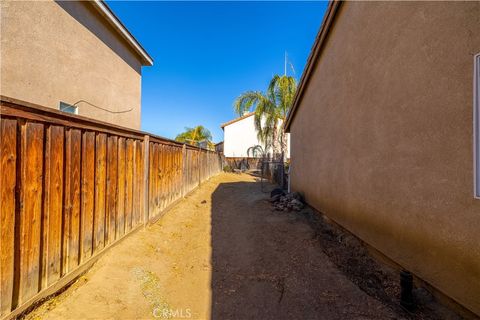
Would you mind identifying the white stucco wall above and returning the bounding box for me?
[223,114,290,158]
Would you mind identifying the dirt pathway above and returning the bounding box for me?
[26,173,399,320]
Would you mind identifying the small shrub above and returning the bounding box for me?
[223,165,233,172]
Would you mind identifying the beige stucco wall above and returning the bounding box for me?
[0,0,142,129]
[289,2,480,315]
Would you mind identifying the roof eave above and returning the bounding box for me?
[91,1,154,66]
[284,0,341,132]
[220,112,255,128]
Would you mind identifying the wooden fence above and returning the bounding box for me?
[0,97,222,319]
[224,157,262,171]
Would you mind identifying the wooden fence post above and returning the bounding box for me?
[182,144,186,197]
[143,135,150,226]
[197,149,201,187]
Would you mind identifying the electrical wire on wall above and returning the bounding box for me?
[72,100,133,114]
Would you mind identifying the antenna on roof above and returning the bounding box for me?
[289,61,296,76]
[284,51,295,77]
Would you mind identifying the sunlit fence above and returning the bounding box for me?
[0,96,222,320]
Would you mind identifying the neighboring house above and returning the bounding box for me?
[0,0,153,129]
[221,112,290,159]
[285,1,480,316]
[197,140,208,150]
[215,141,224,154]
[197,140,214,151]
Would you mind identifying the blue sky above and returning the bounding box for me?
[107,1,327,142]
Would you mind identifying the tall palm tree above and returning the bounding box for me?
[175,125,213,148]
[234,74,297,159]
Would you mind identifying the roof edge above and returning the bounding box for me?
[284,1,342,132]
[220,112,255,128]
[91,1,154,66]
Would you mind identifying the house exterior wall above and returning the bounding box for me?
[224,115,261,158]
[0,1,142,129]
[223,115,290,158]
[289,1,480,315]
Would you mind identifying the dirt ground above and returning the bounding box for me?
[24,173,456,320]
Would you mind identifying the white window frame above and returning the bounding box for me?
[474,53,480,198]
[59,101,78,115]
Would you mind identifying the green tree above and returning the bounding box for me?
[175,125,213,148]
[234,74,297,159]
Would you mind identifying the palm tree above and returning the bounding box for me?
[247,145,266,158]
[234,74,297,160]
[175,125,213,148]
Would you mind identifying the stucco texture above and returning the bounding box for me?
[223,115,290,158]
[0,1,142,129]
[289,2,480,315]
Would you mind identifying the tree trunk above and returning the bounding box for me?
[279,131,287,162]
[272,123,281,160]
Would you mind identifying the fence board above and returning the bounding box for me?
[139,141,145,224]
[134,140,143,226]
[169,147,174,203]
[162,145,167,210]
[81,131,95,262]
[0,119,16,316]
[105,136,118,245]
[132,142,138,227]
[170,148,174,199]
[17,122,44,305]
[42,125,64,288]
[176,149,179,196]
[148,143,154,219]
[178,149,182,198]
[62,130,71,275]
[125,139,134,232]
[167,147,171,204]
[116,137,126,239]
[93,133,107,253]
[148,143,154,218]
[156,144,162,212]
[161,146,166,211]
[179,149,183,196]
[154,143,160,215]
[174,148,178,200]
[68,129,82,270]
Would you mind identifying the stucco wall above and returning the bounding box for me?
[289,2,480,315]
[223,115,290,158]
[0,1,142,129]
[224,115,262,158]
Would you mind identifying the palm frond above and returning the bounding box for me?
[232,73,298,159]
[247,145,265,158]
[233,91,266,116]
[175,125,212,146]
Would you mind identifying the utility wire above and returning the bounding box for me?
[72,100,133,114]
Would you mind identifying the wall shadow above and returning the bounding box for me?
[209,179,331,319]
[55,1,142,74]
[210,180,274,319]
